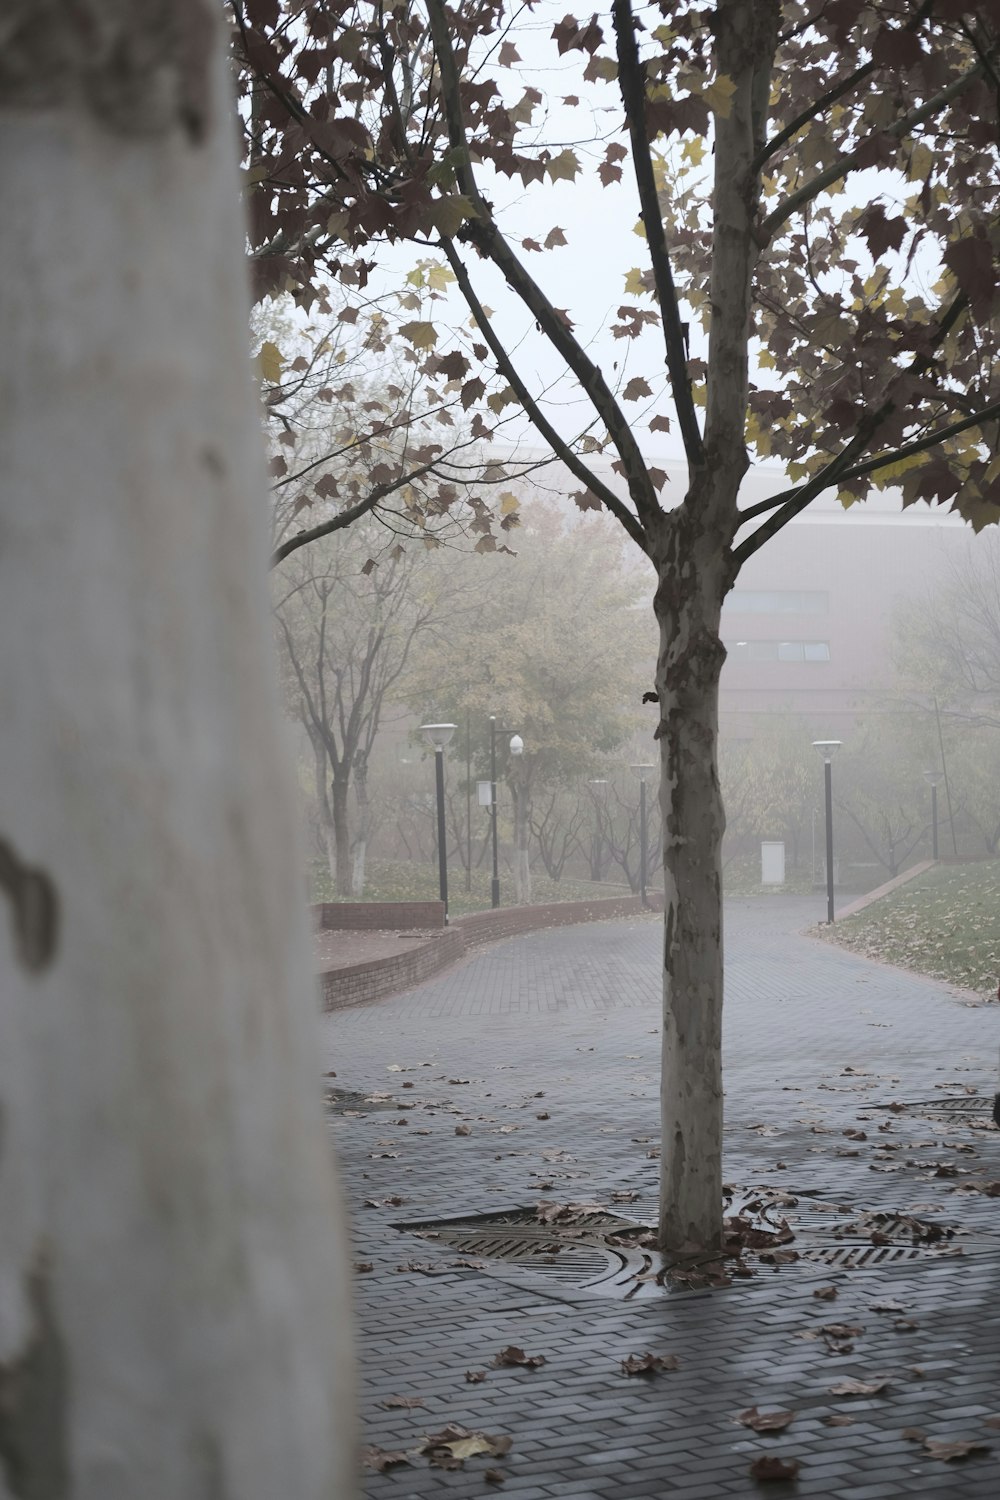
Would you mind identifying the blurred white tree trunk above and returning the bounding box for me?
[0,6,357,1497]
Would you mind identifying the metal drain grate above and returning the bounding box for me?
[874,1096,994,1122]
[325,1086,400,1114]
[396,1192,977,1299]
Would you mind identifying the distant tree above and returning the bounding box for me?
[834,717,936,877]
[274,520,442,894]
[407,504,653,903]
[235,0,1000,1256]
[895,533,1000,729]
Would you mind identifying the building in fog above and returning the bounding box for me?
[719,472,972,735]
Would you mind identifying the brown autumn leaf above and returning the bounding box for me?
[822,1414,855,1427]
[419,1424,513,1467]
[820,1324,864,1340]
[749,1456,801,1481]
[923,1437,991,1461]
[869,1298,906,1312]
[621,1352,680,1376]
[813,1285,839,1301]
[738,1406,796,1433]
[465,1369,487,1384]
[455,1124,472,1135]
[902,1427,927,1442]
[492,1345,546,1370]
[381,1395,428,1410]
[484,1468,506,1485]
[353,1261,373,1273]
[829,1378,889,1396]
[983,1415,1000,1429]
[361,1445,413,1472]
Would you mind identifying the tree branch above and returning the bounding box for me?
[612,0,704,469]
[424,0,660,537]
[437,238,648,552]
[738,398,1000,528]
[753,0,935,173]
[271,455,442,568]
[759,59,985,244]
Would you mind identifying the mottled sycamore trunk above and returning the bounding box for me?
[0,4,356,1495]
[653,509,734,1257]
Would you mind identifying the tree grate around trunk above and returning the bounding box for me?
[394,1188,989,1300]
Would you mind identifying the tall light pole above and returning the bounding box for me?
[924,769,943,860]
[488,717,523,909]
[812,740,842,924]
[421,723,456,918]
[631,763,655,907]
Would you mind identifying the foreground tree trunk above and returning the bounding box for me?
[653,507,733,1257]
[0,7,357,1495]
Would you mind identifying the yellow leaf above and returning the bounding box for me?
[872,452,924,484]
[907,142,933,182]
[692,383,706,408]
[588,56,618,82]
[428,194,474,237]
[652,24,674,43]
[500,492,520,515]
[257,340,283,384]
[703,74,737,118]
[624,267,647,297]
[837,490,858,509]
[757,348,775,369]
[399,321,438,350]
[547,149,580,182]
[682,136,707,167]
[405,267,425,287]
[426,263,456,291]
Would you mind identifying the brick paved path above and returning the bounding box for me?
[321,898,1000,1499]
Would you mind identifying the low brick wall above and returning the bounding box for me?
[313,900,446,931]
[316,891,662,1009]
[319,928,465,1011]
[453,893,659,951]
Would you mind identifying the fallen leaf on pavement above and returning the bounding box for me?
[822,1414,854,1427]
[455,1124,472,1135]
[381,1395,428,1410]
[902,1428,927,1442]
[420,1425,512,1467]
[492,1345,546,1369]
[738,1407,796,1433]
[820,1324,863,1340]
[465,1369,487,1383]
[813,1285,838,1301]
[923,1438,991,1461]
[870,1298,906,1312]
[484,1469,506,1485]
[353,1261,373,1273]
[621,1352,680,1376]
[894,1319,919,1331]
[362,1446,412,1472]
[749,1456,800,1481]
[983,1415,1000,1429]
[829,1378,889,1396]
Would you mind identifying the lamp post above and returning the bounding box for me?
[420,723,456,918]
[812,740,842,924]
[488,717,523,909]
[924,770,944,860]
[631,763,655,908]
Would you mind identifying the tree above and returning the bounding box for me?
[895,531,1000,728]
[274,517,441,894]
[0,3,355,1492]
[406,502,653,904]
[235,0,1000,1257]
[255,281,527,567]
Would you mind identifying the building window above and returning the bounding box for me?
[727,640,831,662]
[724,589,829,614]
